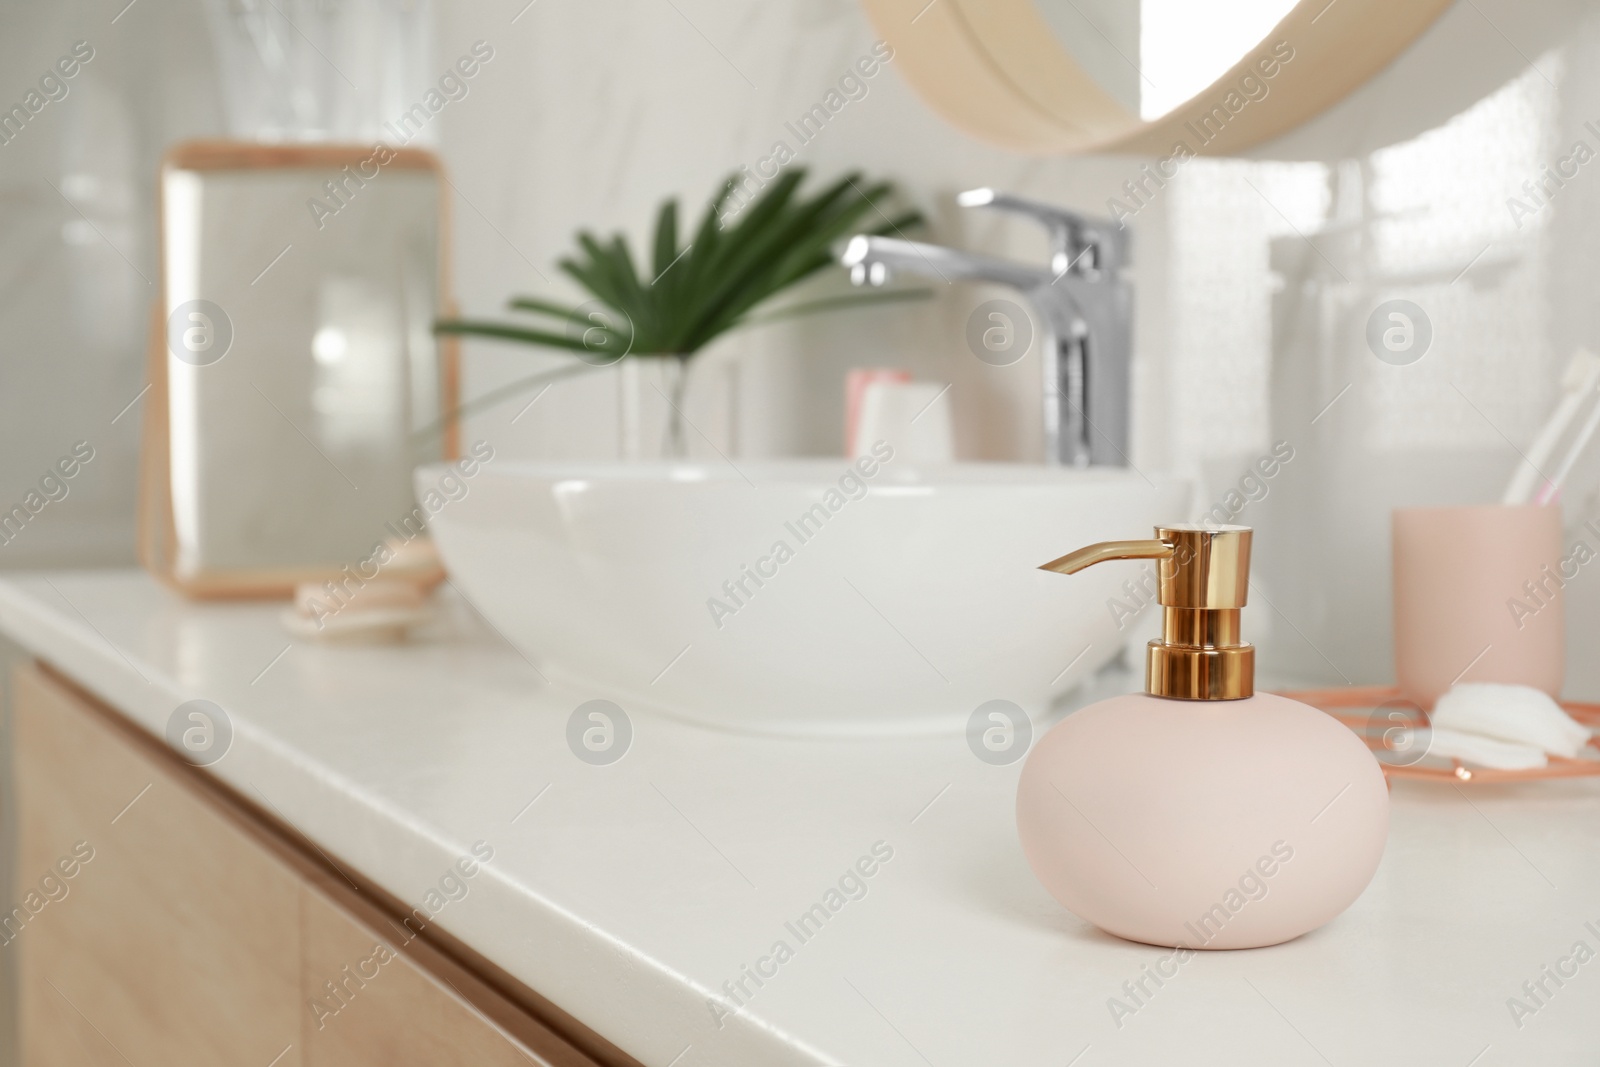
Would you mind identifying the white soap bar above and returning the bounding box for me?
[1431,682,1591,758]
[1426,726,1548,771]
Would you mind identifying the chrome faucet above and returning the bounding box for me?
[841,189,1131,467]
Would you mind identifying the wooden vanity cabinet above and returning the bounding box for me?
[9,663,624,1067]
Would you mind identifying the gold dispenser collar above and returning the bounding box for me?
[1041,525,1254,701]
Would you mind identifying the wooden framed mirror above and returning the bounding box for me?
[860,0,1455,155]
[138,142,457,598]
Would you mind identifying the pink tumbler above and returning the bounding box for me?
[1392,504,1565,709]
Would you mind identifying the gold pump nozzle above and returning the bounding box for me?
[1040,525,1254,701]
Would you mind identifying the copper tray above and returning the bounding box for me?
[1277,685,1600,784]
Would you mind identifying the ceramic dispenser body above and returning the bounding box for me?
[1016,525,1389,949]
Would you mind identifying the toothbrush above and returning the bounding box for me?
[1503,348,1600,505]
[1535,384,1600,505]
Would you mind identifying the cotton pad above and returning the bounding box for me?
[1431,683,1592,758]
[1425,726,1548,771]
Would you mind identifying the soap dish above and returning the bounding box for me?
[280,577,435,643]
[1280,685,1600,784]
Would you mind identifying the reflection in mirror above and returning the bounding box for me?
[1035,0,1300,119]
[859,0,1453,154]
[145,146,450,595]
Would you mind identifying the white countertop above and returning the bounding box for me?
[3,571,1599,1066]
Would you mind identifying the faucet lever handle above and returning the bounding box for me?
[957,188,1127,276]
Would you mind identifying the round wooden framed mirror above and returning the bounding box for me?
[859,0,1455,154]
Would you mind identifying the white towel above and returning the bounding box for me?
[1431,682,1592,759]
[1425,726,1548,771]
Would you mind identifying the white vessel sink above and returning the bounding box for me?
[420,460,1188,735]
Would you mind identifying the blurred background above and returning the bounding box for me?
[4,0,1600,689]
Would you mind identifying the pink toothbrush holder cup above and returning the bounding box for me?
[1392,504,1565,710]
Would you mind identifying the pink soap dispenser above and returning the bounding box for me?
[1016,525,1388,949]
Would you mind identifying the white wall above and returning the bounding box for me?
[0,0,222,567]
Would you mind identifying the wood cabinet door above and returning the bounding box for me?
[298,887,560,1067]
[10,664,612,1067]
[12,663,304,1067]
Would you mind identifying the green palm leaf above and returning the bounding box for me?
[436,167,925,361]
